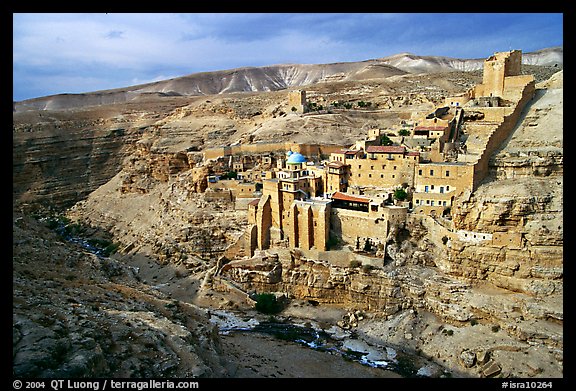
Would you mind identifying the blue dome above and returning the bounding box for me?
[286,150,294,157]
[286,152,306,164]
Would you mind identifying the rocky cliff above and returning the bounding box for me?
[13,212,229,378]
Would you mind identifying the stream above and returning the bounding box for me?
[208,309,438,378]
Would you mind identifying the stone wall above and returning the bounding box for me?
[330,208,389,247]
[203,142,346,161]
[347,153,418,189]
[473,78,535,189]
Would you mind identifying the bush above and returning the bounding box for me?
[362,264,374,273]
[380,135,393,146]
[393,188,408,202]
[349,260,362,268]
[254,293,283,314]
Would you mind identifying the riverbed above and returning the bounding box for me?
[208,309,441,378]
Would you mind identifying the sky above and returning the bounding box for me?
[12,13,564,101]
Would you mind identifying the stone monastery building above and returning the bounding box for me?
[242,50,535,257]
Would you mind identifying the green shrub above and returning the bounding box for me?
[393,187,408,202]
[380,135,393,146]
[254,293,283,314]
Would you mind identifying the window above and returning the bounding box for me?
[358,174,361,177]
[418,169,422,175]
[445,170,450,177]
[430,169,434,176]
[393,166,397,170]
[415,199,420,205]
[446,186,450,191]
[443,201,447,206]
[382,165,386,169]
[369,174,372,178]
[431,185,434,190]
[425,186,429,193]
[426,200,430,205]
[380,174,384,178]
[431,200,435,206]
[440,186,444,193]
[358,165,362,169]
[371,166,374,170]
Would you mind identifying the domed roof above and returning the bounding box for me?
[286,152,306,164]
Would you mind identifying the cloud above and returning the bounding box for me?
[105,30,125,39]
[13,12,563,101]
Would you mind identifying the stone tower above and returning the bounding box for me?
[288,90,307,113]
[479,50,522,98]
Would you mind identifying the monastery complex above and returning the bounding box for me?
[204,50,536,260]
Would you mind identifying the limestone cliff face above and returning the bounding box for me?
[13,118,136,211]
[219,251,474,323]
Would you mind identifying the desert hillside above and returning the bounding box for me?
[13,47,562,112]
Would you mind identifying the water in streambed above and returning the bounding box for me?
[209,309,436,378]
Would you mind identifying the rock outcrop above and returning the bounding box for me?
[12,212,228,378]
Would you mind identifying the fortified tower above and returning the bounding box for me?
[474,50,523,100]
[288,90,307,113]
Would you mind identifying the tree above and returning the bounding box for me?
[399,128,410,136]
[254,293,283,314]
[393,187,408,202]
[380,135,393,146]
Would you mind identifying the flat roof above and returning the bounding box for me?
[366,145,406,154]
[414,125,449,131]
[331,191,371,204]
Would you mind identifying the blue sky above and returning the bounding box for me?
[12,13,563,101]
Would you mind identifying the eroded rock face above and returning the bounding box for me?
[12,212,228,378]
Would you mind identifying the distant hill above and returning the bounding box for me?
[13,46,563,112]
